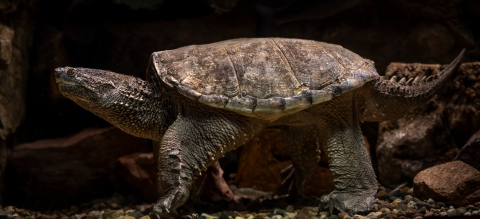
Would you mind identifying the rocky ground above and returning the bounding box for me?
[1,186,480,219]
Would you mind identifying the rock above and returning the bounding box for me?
[337,212,348,219]
[235,129,292,195]
[353,215,367,219]
[466,205,478,210]
[415,201,433,209]
[426,198,435,205]
[9,127,150,200]
[446,209,456,217]
[455,207,466,216]
[365,212,376,218]
[274,210,286,216]
[405,209,416,217]
[377,62,480,188]
[417,207,426,214]
[423,211,434,218]
[284,213,296,219]
[376,190,387,199]
[117,153,158,201]
[256,213,267,218]
[379,208,390,213]
[455,129,480,171]
[127,209,144,218]
[235,129,335,197]
[406,201,416,209]
[413,161,480,206]
[0,24,13,68]
[3,207,13,214]
[0,5,30,141]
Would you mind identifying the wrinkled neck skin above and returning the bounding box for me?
[92,81,168,141]
[56,67,173,141]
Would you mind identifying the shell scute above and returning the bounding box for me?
[254,97,285,116]
[198,95,228,108]
[225,95,257,114]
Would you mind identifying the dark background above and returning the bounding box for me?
[1,0,479,212]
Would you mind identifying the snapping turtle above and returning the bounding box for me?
[54,38,464,216]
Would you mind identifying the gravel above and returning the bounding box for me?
[1,187,480,219]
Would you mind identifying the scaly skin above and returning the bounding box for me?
[54,43,463,217]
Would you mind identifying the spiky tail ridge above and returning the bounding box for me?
[360,49,465,122]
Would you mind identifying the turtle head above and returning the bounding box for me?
[54,67,154,111]
[54,67,170,140]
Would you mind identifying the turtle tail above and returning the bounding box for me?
[360,49,465,122]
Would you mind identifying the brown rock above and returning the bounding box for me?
[9,127,150,199]
[0,24,13,68]
[235,128,335,197]
[377,62,480,188]
[424,211,434,218]
[117,153,158,201]
[455,130,480,171]
[338,212,348,219]
[0,18,30,140]
[413,161,480,206]
[405,209,417,217]
[235,129,292,194]
[0,5,32,194]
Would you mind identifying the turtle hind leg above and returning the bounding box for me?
[315,94,378,215]
[280,125,321,199]
[153,104,266,218]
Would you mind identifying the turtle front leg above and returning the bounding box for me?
[316,96,378,215]
[153,105,266,218]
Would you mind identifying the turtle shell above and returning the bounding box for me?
[149,38,378,119]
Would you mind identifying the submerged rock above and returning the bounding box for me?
[413,160,480,206]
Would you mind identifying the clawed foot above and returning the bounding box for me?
[153,190,183,219]
[319,189,377,215]
[153,199,174,219]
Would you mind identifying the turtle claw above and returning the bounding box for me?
[319,189,377,215]
[153,199,173,219]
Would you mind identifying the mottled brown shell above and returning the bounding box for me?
[149,38,378,119]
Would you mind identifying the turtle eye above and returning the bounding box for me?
[66,68,76,76]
